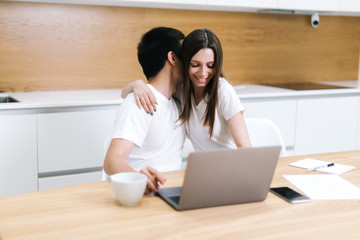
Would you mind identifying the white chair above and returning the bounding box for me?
[101,136,112,181]
[245,118,287,157]
[181,138,195,169]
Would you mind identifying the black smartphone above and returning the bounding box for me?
[270,187,311,203]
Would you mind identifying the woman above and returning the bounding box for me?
[123,28,251,151]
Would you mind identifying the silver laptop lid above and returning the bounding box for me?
[178,146,281,210]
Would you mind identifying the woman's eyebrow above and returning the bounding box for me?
[190,60,214,64]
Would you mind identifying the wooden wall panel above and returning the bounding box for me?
[0,1,359,92]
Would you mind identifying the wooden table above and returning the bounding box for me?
[1,151,360,240]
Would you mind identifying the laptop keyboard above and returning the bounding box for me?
[169,196,180,205]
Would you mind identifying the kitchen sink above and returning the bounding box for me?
[0,96,19,103]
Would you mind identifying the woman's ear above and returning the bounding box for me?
[167,51,176,67]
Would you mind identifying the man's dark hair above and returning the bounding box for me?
[137,27,185,80]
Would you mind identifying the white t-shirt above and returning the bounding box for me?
[112,84,185,172]
[186,78,245,151]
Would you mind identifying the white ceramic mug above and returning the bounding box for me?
[109,172,147,206]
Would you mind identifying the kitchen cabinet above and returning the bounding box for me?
[294,96,359,155]
[118,0,354,14]
[7,0,360,14]
[37,109,117,174]
[340,0,360,12]
[207,0,277,9]
[242,99,296,155]
[123,0,206,4]
[278,0,341,12]
[2,84,359,196]
[38,171,102,191]
[122,0,359,13]
[0,114,38,197]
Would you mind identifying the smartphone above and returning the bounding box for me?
[270,187,311,203]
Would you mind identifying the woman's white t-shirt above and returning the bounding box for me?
[185,78,245,152]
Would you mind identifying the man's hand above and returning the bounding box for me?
[140,166,166,193]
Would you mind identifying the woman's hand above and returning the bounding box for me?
[134,81,158,114]
[122,80,158,114]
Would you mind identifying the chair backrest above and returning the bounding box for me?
[101,136,112,181]
[245,118,287,157]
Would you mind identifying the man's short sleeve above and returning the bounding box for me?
[112,93,152,147]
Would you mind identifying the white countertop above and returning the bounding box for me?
[1,81,359,110]
[0,89,123,110]
[236,81,360,99]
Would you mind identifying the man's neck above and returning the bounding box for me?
[148,76,177,100]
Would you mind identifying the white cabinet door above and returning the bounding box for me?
[278,0,340,12]
[0,114,38,197]
[295,96,359,155]
[38,171,102,191]
[207,0,277,8]
[123,0,206,4]
[37,109,117,173]
[242,99,296,149]
[340,0,360,12]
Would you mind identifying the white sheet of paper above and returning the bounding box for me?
[289,158,355,175]
[283,174,360,200]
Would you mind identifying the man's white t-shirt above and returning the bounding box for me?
[112,84,185,172]
[186,78,245,152]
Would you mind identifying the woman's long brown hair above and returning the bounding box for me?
[179,29,224,139]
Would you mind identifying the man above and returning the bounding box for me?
[104,27,185,193]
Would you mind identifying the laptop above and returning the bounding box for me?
[156,145,281,211]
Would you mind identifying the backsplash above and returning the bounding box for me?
[0,1,359,92]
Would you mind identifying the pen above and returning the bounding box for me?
[307,163,335,171]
